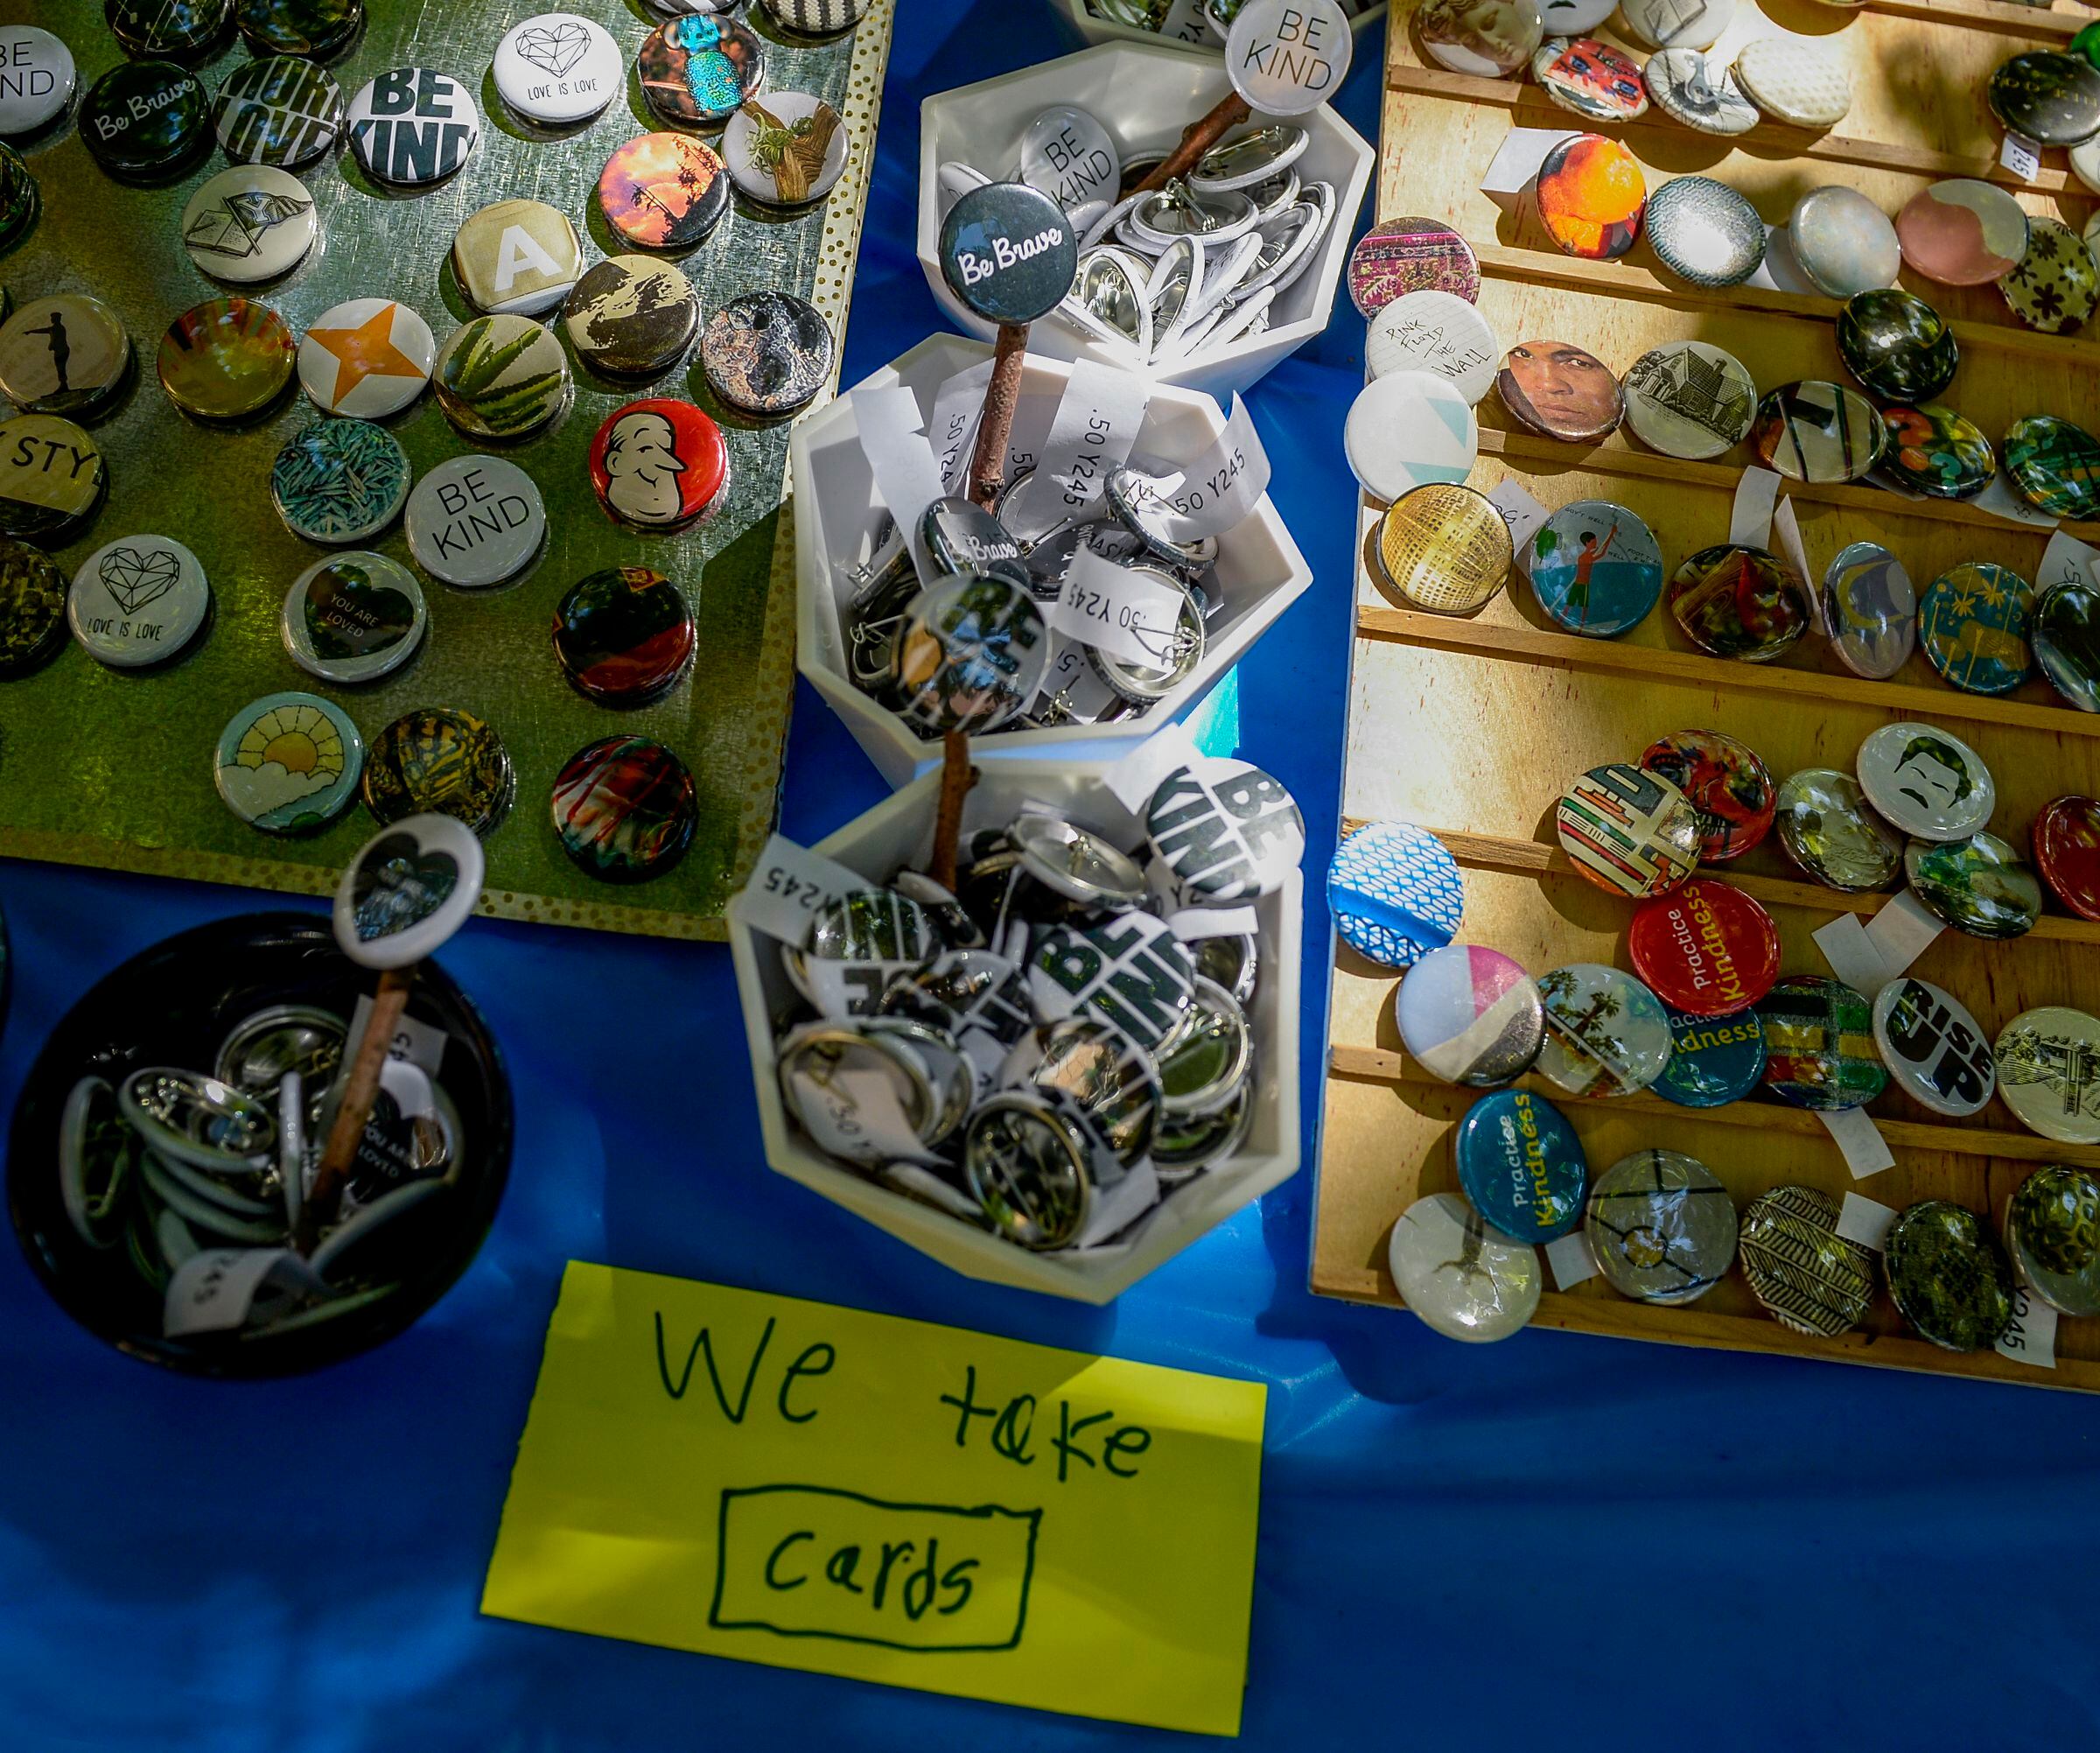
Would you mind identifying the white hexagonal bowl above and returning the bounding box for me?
[727,756,1303,1303]
[788,334,1313,789]
[1044,0,1388,58]
[917,41,1376,399]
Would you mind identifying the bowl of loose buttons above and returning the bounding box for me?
[790,333,1312,789]
[9,914,513,1377]
[920,40,1376,398]
[1045,0,1389,59]
[727,747,1303,1302]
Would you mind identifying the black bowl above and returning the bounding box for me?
[8,912,512,1377]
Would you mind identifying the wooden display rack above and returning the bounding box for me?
[1312,0,2100,1388]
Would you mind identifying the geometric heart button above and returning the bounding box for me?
[67,533,210,668]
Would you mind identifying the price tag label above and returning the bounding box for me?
[1773,496,1816,628]
[1817,1105,1895,1180]
[1147,396,1271,541]
[1974,471,2058,529]
[1730,466,1781,549]
[1048,543,1189,667]
[1864,890,1945,982]
[348,992,449,1076]
[1995,1284,2059,1369]
[1487,478,1550,551]
[853,387,947,577]
[926,360,993,493]
[1480,126,1578,196]
[738,834,868,945]
[164,1247,325,1338]
[1033,638,1123,725]
[1836,1192,1897,1252]
[1038,357,1149,514]
[1544,1229,1598,1290]
[788,1068,934,1166]
[2039,528,2100,593]
[2000,130,2042,183]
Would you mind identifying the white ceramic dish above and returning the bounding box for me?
[918,42,1377,398]
[788,334,1313,789]
[728,757,1303,1304]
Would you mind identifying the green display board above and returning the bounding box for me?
[0,0,892,938]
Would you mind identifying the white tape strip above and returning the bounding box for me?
[854,387,947,576]
[1544,1228,1598,1290]
[1170,903,1261,941]
[1730,466,1782,549]
[1480,125,1578,195]
[1813,913,1894,998]
[1865,890,1945,981]
[1974,472,2058,529]
[2000,130,2042,183]
[1488,478,1550,554]
[1036,356,1149,513]
[1150,395,1272,541]
[1995,1285,2059,1370]
[738,833,868,945]
[1818,1106,1895,1179]
[164,1247,325,1337]
[790,1067,935,1166]
[2039,529,2100,594]
[1836,1192,1898,1251]
[1773,496,1818,629]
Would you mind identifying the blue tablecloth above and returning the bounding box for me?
[4,7,2094,1749]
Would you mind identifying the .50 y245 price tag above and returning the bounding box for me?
[738,834,868,944]
[1048,543,1190,668]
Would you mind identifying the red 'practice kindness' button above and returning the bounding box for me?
[1628,879,1782,1017]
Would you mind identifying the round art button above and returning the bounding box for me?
[80,60,209,179]
[1855,720,1992,842]
[1638,729,1774,862]
[1895,179,2028,286]
[0,25,74,136]
[493,12,621,130]
[0,295,130,417]
[108,0,232,60]
[214,691,363,833]
[270,418,411,543]
[1750,381,1884,486]
[1375,482,1510,614]
[564,256,701,382]
[404,454,546,589]
[1455,1089,1587,1243]
[1837,290,1956,403]
[589,399,728,531]
[1644,174,1763,288]
[1531,38,1648,121]
[210,54,344,169]
[1644,48,1759,137]
[1757,974,1886,1111]
[298,298,434,418]
[1142,757,1304,903]
[1628,880,1780,1016]
[158,297,295,421]
[0,413,104,542]
[451,199,582,316]
[2005,415,2100,521]
[0,539,68,677]
[552,567,696,705]
[1621,340,1755,460]
[1872,976,1995,1117]
[1327,819,1465,968]
[1556,762,1698,897]
[1788,186,1899,300]
[598,133,732,250]
[638,15,766,129]
[179,165,318,283]
[1739,1186,1873,1337]
[1987,49,2100,147]
[701,291,834,416]
[1497,338,1622,442]
[1537,963,1671,1097]
[2034,795,2100,919]
[362,707,514,835]
[1388,1193,1542,1343]
[0,142,33,253]
[724,93,847,207]
[1774,767,1903,892]
[761,0,868,32]
[1526,501,1662,637]
[2000,217,2097,335]
[1538,0,1615,29]
[1623,0,1732,47]
[67,534,209,668]
[1732,36,1849,128]
[281,550,426,684]
[346,68,480,187]
[1823,542,1915,681]
[1996,1006,2100,1143]
[1585,1148,1737,1306]
[1419,0,1541,76]
[1535,132,1645,261]
[1347,217,1480,316]
[551,735,696,883]
[1344,371,1476,501]
[1654,1004,1766,1108]
[1668,544,1810,661]
[1393,944,1544,1087]
[941,181,1077,326]
[1883,1201,2012,1352]
[1905,832,2041,940]
[432,315,570,441]
[235,0,362,58]
[1918,561,2034,697]
[1364,289,1500,402]
[2006,1167,2100,1318]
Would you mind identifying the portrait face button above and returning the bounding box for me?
[1855,720,1993,842]
[701,291,833,415]
[180,165,318,282]
[214,691,364,832]
[551,735,696,883]
[638,14,766,129]
[1418,0,1541,77]
[298,297,434,418]
[209,54,344,169]
[493,12,621,130]
[450,199,581,316]
[403,454,546,589]
[67,535,209,668]
[598,133,731,250]
[346,67,479,186]
[0,295,131,417]
[158,297,297,421]
[564,256,700,380]
[270,417,410,544]
[552,567,696,705]
[588,398,728,530]
[1496,338,1621,442]
[432,314,571,440]
[281,550,426,684]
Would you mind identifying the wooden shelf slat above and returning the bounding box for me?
[1354,603,2100,740]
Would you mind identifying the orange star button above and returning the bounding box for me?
[297,298,436,418]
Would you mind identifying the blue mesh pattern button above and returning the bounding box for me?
[1327,821,1464,968]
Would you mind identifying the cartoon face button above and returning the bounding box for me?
[1418,0,1544,77]
[281,550,427,684]
[1554,762,1699,898]
[209,54,343,169]
[1496,338,1621,441]
[1854,721,1993,843]
[492,11,621,130]
[598,132,732,250]
[451,200,583,317]
[589,399,728,532]
[346,68,480,187]
[67,534,209,669]
[214,691,364,834]
[1637,729,1774,861]
[638,14,766,129]
[179,165,317,283]
[1872,977,1995,1118]
[0,295,131,417]
[270,418,412,545]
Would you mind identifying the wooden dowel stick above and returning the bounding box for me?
[1132,94,1253,195]
[928,732,978,893]
[298,965,413,1248]
[966,322,1031,510]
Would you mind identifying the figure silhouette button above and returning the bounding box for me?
[0,295,131,417]
[587,398,727,531]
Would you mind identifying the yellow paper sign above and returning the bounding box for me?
[482,1262,1267,1736]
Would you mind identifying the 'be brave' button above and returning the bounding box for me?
[404,454,545,588]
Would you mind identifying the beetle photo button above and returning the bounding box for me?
[0,26,75,137]
[940,181,1078,326]
[493,12,620,130]
[404,454,546,589]
[588,399,728,531]
[80,60,210,179]
[1872,976,1994,1118]
[346,68,479,186]
[1628,880,1781,1017]
[1455,1088,1587,1244]
[67,534,209,668]
[637,14,766,129]
[362,707,514,836]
